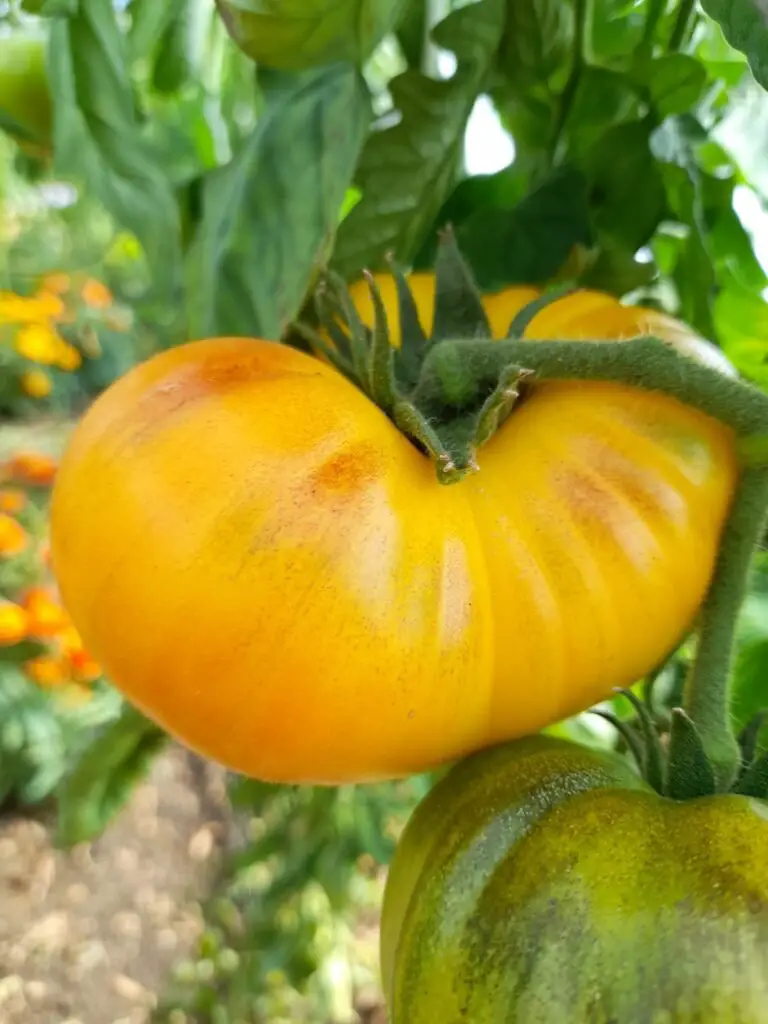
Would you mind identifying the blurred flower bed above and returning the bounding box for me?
[0,270,134,417]
[0,444,121,809]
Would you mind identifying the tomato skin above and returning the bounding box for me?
[382,736,768,1023]
[51,281,737,784]
[51,339,492,783]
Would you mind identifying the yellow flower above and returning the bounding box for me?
[14,322,63,364]
[24,654,68,688]
[31,290,66,320]
[54,340,82,371]
[0,601,28,646]
[21,369,52,398]
[0,290,64,323]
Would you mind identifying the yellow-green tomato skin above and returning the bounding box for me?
[382,736,768,1023]
[50,279,737,784]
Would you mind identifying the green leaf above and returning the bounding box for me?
[48,0,182,296]
[453,166,592,290]
[188,63,370,340]
[26,0,79,15]
[578,120,667,253]
[635,54,708,117]
[700,0,768,91]
[215,0,409,70]
[497,0,573,88]
[151,2,196,95]
[733,638,768,737]
[56,704,167,847]
[332,0,506,277]
[128,0,185,61]
[714,273,768,386]
[565,67,641,152]
[579,243,657,296]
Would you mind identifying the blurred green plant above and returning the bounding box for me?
[154,775,432,1024]
[0,442,121,810]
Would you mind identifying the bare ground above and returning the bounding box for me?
[0,746,229,1024]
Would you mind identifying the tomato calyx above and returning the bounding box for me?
[296,228,537,483]
[301,230,768,484]
[598,689,768,802]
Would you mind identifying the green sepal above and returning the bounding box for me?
[387,256,427,391]
[665,709,717,800]
[325,269,371,385]
[733,750,768,800]
[506,285,576,339]
[430,228,491,343]
[473,364,531,448]
[363,270,399,411]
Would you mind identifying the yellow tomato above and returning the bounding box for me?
[50,276,737,784]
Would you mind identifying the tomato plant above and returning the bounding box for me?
[381,734,768,1022]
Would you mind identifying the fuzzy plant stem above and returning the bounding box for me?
[683,466,768,789]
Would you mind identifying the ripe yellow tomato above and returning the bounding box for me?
[50,284,737,783]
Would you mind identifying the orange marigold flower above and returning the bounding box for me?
[0,601,28,646]
[40,273,71,296]
[66,646,102,684]
[20,369,53,398]
[24,654,68,688]
[81,278,113,309]
[22,586,69,637]
[14,322,63,365]
[0,514,29,556]
[8,451,58,486]
[0,488,27,514]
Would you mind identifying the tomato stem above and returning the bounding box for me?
[417,336,768,440]
[681,467,768,790]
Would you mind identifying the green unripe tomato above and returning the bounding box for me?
[381,735,768,1023]
[0,33,52,154]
